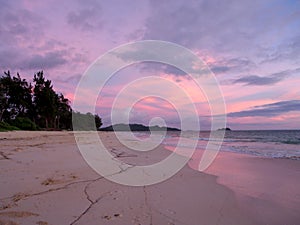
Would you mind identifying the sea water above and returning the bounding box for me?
[158,130,300,159]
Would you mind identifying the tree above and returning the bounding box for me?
[33,71,57,128]
[95,114,102,130]
[55,93,72,129]
[33,71,74,130]
[0,77,9,122]
[0,71,33,121]
[0,70,102,131]
[10,73,33,118]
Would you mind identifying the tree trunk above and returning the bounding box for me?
[53,117,56,129]
[0,110,3,122]
[57,116,60,129]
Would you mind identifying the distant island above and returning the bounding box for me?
[217,127,232,131]
[99,123,181,132]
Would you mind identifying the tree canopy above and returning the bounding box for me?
[0,70,102,131]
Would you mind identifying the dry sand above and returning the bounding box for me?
[0,131,299,225]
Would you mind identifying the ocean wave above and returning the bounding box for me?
[280,140,300,145]
[162,130,300,159]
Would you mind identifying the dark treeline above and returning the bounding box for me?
[0,71,102,131]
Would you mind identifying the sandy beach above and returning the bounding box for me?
[0,131,299,225]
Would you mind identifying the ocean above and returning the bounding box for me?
[158,130,300,160]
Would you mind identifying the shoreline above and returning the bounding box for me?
[0,131,299,224]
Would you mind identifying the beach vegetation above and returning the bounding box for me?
[72,112,103,130]
[0,70,102,131]
[10,117,38,131]
[0,121,20,132]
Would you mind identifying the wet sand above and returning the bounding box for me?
[0,131,299,225]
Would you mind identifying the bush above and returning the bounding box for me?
[0,121,20,132]
[72,112,102,131]
[11,117,38,130]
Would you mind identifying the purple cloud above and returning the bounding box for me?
[21,51,67,70]
[233,67,300,86]
[66,0,103,31]
[228,100,300,117]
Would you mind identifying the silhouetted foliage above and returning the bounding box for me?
[0,79,8,122]
[10,117,38,131]
[55,93,72,130]
[0,71,33,122]
[94,114,103,129]
[0,121,20,132]
[33,71,57,128]
[0,70,102,131]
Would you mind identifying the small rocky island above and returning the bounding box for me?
[217,127,232,131]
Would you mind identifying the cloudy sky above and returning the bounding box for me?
[1,0,300,130]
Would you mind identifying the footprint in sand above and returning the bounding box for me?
[41,174,78,186]
[0,219,19,225]
[0,211,39,218]
[36,221,48,225]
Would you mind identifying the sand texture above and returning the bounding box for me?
[0,131,299,225]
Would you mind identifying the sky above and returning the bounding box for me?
[0,0,300,130]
